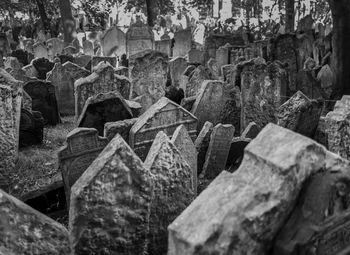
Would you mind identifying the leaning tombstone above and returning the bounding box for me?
[69,134,153,254]
[145,131,195,254]
[58,128,108,205]
[195,121,214,175]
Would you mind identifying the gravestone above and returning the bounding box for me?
[33,42,48,59]
[91,56,117,71]
[226,137,251,168]
[126,19,154,58]
[200,124,235,180]
[77,91,133,136]
[168,124,342,255]
[195,121,214,175]
[46,38,64,61]
[169,57,187,88]
[207,58,220,78]
[104,118,138,141]
[47,61,90,115]
[277,91,323,138]
[24,80,60,125]
[82,39,94,55]
[173,29,192,57]
[101,26,126,57]
[317,64,334,98]
[4,56,24,81]
[325,96,350,160]
[188,49,205,65]
[0,189,71,254]
[171,124,198,193]
[73,54,92,69]
[129,97,198,161]
[241,121,260,139]
[129,50,168,107]
[19,109,44,148]
[32,57,55,80]
[155,39,172,57]
[240,58,287,131]
[63,46,77,55]
[185,65,213,97]
[58,128,108,205]
[145,131,195,254]
[22,90,32,111]
[22,63,38,79]
[69,134,153,254]
[216,46,229,70]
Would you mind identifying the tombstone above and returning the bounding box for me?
[22,90,32,111]
[226,137,251,169]
[58,128,108,204]
[47,61,90,115]
[33,42,48,59]
[115,66,128,77]
[317,64,334,98]
[277,91,323,138]
[72,38,81,53]
[173,29,192,57]
[74,61,127,119]
[91,56,117,71]
[126,19,154,58]
[169,57,187,88]
[129,97,198,161]
[206,58,220,78]
[216,46,229,70]
[0,189,71,254]
[195,121,214,175]
[63,46,77,55]
[241,121,260,139]
[171,124,198,193]
[240,58,288,132]
[129,50,168,106]
[46,38,64,61]
[77,91,133,136]
[188,49,205,65]
[180,96,196,112]
[82,39,94,55]
[19,109,44,148]
[168,124,343,255]
[4,56,25,81]
[124,99,141,117]
[101,26,126,57]
[73,54,92,69]
[69,134,153,254]
[185,66,213,97]
[104,118,138,141]
[23,39,34,54]
[22,63,38,79]
[32,57,55,80]
[200,124,235,180]
[155,39,172,57]
[325,96,350,160]
[24,80,61,125]
[145,131,195,254]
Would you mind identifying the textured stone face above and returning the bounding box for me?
[168,124,336,255]
[200,124,235,180]
[144,131,195,255]
[0,189,70,254]
[129,50,168,105]
[173,29,191,57]
[126,20,154,58]
[277,91,323,138]
[171,125,198,194]
[70,134,153,255]
[104,118,138,142]
[241,121,260,139]
[325,96,350,160]
[195,121,214,175]
[91,56,117,71]
[46,38,64,61]
[101,27,126,57]
[185,66,213,97]
[207,58,220,78]
[169,57,187,88]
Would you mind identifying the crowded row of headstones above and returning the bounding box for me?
[1,19,349,254]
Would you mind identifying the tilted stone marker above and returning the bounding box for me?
[195,121,214,175]
[171,124,198,193]
[241,121,260,139]
[200,124,235,180]
[129,97,198,161]
[277,91,323,138]
[69,134,153,254]
[0,189,71,254]
[104,118,138,142]
[77,91,133,136]
[145,131,195,254]
[58,128,108,205]
[168,124,342,255]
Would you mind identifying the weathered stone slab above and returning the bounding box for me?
[104,118,138,141]
[194,121,214,176]
[185,65,213,97]
[155,39,172,57]
[101,26,126,57]
[19,109,44,148]
[180,96,196,112]
[129,97,198,161]
[169,57,187,88]
[58,128,108,205]
[70,134,153,254]
[171,124,198,193]
[82,39,94,55]
[32,57,55,80]
[91,56,116,71]
[226,137,251,168]
[126,19,154,58]
[145,131,195,254]
[173,29,191,57]
[33,42,48,59]
[63,45,77,55]
[188,49,205,65]
[47,61,90,115]
[317,64,334,98]
[200,124,235,180]
[0,189,70,254]
[47,38,64,61]
[216,46,229,70]
[77,91,133,136]
[168,123,340,255]
[277,91,323,138]
[241,121,260,139]
[73,54,92,69]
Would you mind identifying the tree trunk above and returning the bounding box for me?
[35,0,51,34]
[328,0,350,96]
[285,0,295,33]
[145,0,157,27]
[58,0,75,45]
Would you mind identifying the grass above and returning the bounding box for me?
[10,116,75,201]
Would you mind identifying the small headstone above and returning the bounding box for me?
[69,134,153,254]
[58,128,108,204]
[46,38,64,61]
[0,189,71,254]
[126,19,154,58]
[317,64,334,98]
[169,57,187,88]
[226,137,251,168]
[63,45,77,55]
[200,124,235,180]
[206,58,220,78]
[145,131,195,254]
[77,91,133,136]
[180,96,196,112]
[73,54,92,69]
[155,39,172,57]
[101,26,126,57]
[33,42,48,59]
[173,28,192,57]
[82,39,94,55]
[91,56,117,71]
[195,121,214,175]
[185,66,213,97]
[171,125,198,193]
[216,47,229,70]
[129,97,198,160]
[241,121,260,139]
[104,118,138,141]
[188,49,205,65]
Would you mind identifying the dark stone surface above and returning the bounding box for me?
[19,109,44,148]
[32,57,55,80]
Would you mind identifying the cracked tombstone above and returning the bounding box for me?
[145,131,195,255]
[69,134,153,254]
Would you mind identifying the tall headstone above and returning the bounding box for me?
[69,135,153,254]
[129,97,197,161]
[101,26,126,57]
[58,128,108,205]
[173,29,192,57]
[126,19,154,58]
[47,61,90,115]
[169,57,187,88]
